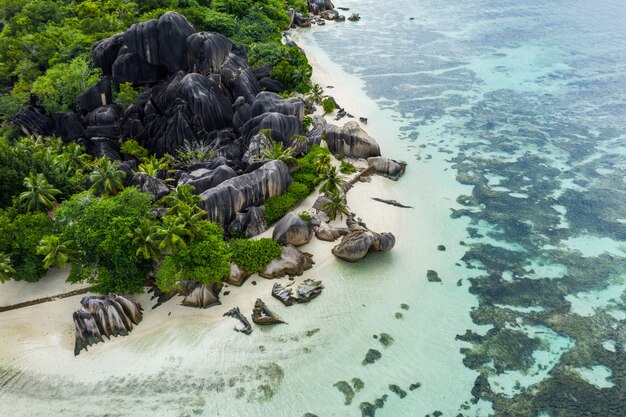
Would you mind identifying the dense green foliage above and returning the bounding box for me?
[0,209,52,281]
[229,237,282,273]
[339,161,357,175]
[54,187,154,293]
[156,221,231,292]
[263,145,330,224]
[0,0,312,121]
[0,136,88,208]
[322,98,336,114]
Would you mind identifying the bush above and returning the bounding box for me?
[298,211,311,222]
[114,82,140,108]
[156,222,231,292]
[0,209,52,282]
[55,187,154,294]
[302,116,313,131]
[229,238,283,273]
[120,139,149,159]
[322,98,336,114]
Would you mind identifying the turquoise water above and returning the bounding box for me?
[302,0,626,415]
[1,1,625,416]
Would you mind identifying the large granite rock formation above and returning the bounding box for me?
[272,212,314,246]
[226,205,268,237]
[331,217,396,262]
[367,156,407,180]
[181,281,222,308]
[308,0,335,14]
[199,160,292,226]
[225,263,252,286]
[260,244,314,279]
[73,294,143,355]
[325,121,381,159]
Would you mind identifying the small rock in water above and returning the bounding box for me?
[409,17,415,20]
[359,402,376,417]
[303,414,319,417]
[395,312,403,319]
[389,384,407,398]
[437,244,446,251]
[379,333,394,347]
[224,291,230,296]
[333,380,355,405]
[400,303,409,310]
[457,279,463,286]
[373,334,379,339]
[362,349,382,365]
[352,378,365,391]
[409,382,422,391]
[427,270,442,282]
[359,117,368,125]
[433,412,443,417]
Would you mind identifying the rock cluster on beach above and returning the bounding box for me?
[331,216,396,262]
[73,295,143,355]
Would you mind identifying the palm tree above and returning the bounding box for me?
[19,173,61,212]
[308,84,324,105]
[131,219,162,262]
[319,166,349,195]
[313,152,332,174]
[322,190,350,221]
[37,235,76,269]
[139,154,169,176]
[163,184,201,215]
[56,143,91,175]
[0,252,15,282]
[261,141,297,165]
[174,204,208,241]
[156,220,188,255]
[89,157,126,196]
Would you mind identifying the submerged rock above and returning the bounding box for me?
[223,306,253,334]
[389,384,407,399]
[362,349,382,365]
[252,298,284,325]
[325,121,381,159]
[73,294,143,355]
[296,279,324,303]
[260,245,314,279]
[334,380,355,405]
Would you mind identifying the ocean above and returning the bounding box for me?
[1,0,625,416]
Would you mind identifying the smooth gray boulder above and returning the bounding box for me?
[186,31,233,75]
[184,165,238,194]
[314,223,349,242]
[199,160,292,226]
[251,92,304,120]
[225,263,252,286]
[367,157,407,180]
[260,244,314,279]
[325,121,381,158]
[331,217,396,262]
[272,212,314,246]
[227,205,267,238]
[73,294,143,356]
[181,282,222,308]
[130,172,170,201]
[240,111,302,144]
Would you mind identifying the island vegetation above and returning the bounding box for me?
[0,0,381,296]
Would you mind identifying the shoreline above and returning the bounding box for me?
[0,22,404,368]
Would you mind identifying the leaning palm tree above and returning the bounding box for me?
[19,173,61,212]
[131,219,162,262]
[37,235,76,269]
[319,166,349,195]
[156,220,188,255]
[89,157,126,196]
[313,152,332,174]
[322,190,351,221]
[308,84,324,105]
[0,252,16,282]
[56,143,91,175]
